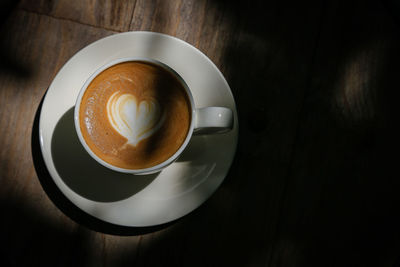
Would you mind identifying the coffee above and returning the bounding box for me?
[79,61,191,170]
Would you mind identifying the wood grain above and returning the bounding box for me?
[129,0,229,67]
[0,9,125,267]
[268,1,400,266]
[1,0,400,266]
[18,0,136,31]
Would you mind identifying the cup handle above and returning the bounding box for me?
[194,107,234,135]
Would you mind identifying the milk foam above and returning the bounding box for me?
[106,91,165,146]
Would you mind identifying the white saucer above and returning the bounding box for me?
[39,31,238,227]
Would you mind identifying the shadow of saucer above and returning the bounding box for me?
[51,107,157,202]
[31,95,173,235]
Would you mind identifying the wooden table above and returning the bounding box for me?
[1,0,400,266]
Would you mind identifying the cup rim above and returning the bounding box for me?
[74,57,196,174]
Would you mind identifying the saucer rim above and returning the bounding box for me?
[38,31,239,227]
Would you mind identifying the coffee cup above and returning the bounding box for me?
[74,57,233,175]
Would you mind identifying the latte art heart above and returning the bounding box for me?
[106,91,165,146]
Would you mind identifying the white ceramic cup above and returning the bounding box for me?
[74,57,233,175]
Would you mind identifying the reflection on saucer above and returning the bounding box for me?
[158,136,216,199]
[51,107,157,202]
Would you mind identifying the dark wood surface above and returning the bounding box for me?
[1,0,400,266]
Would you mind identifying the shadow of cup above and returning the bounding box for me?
[51,107,158,202]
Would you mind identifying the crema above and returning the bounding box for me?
[79,61,191,170]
